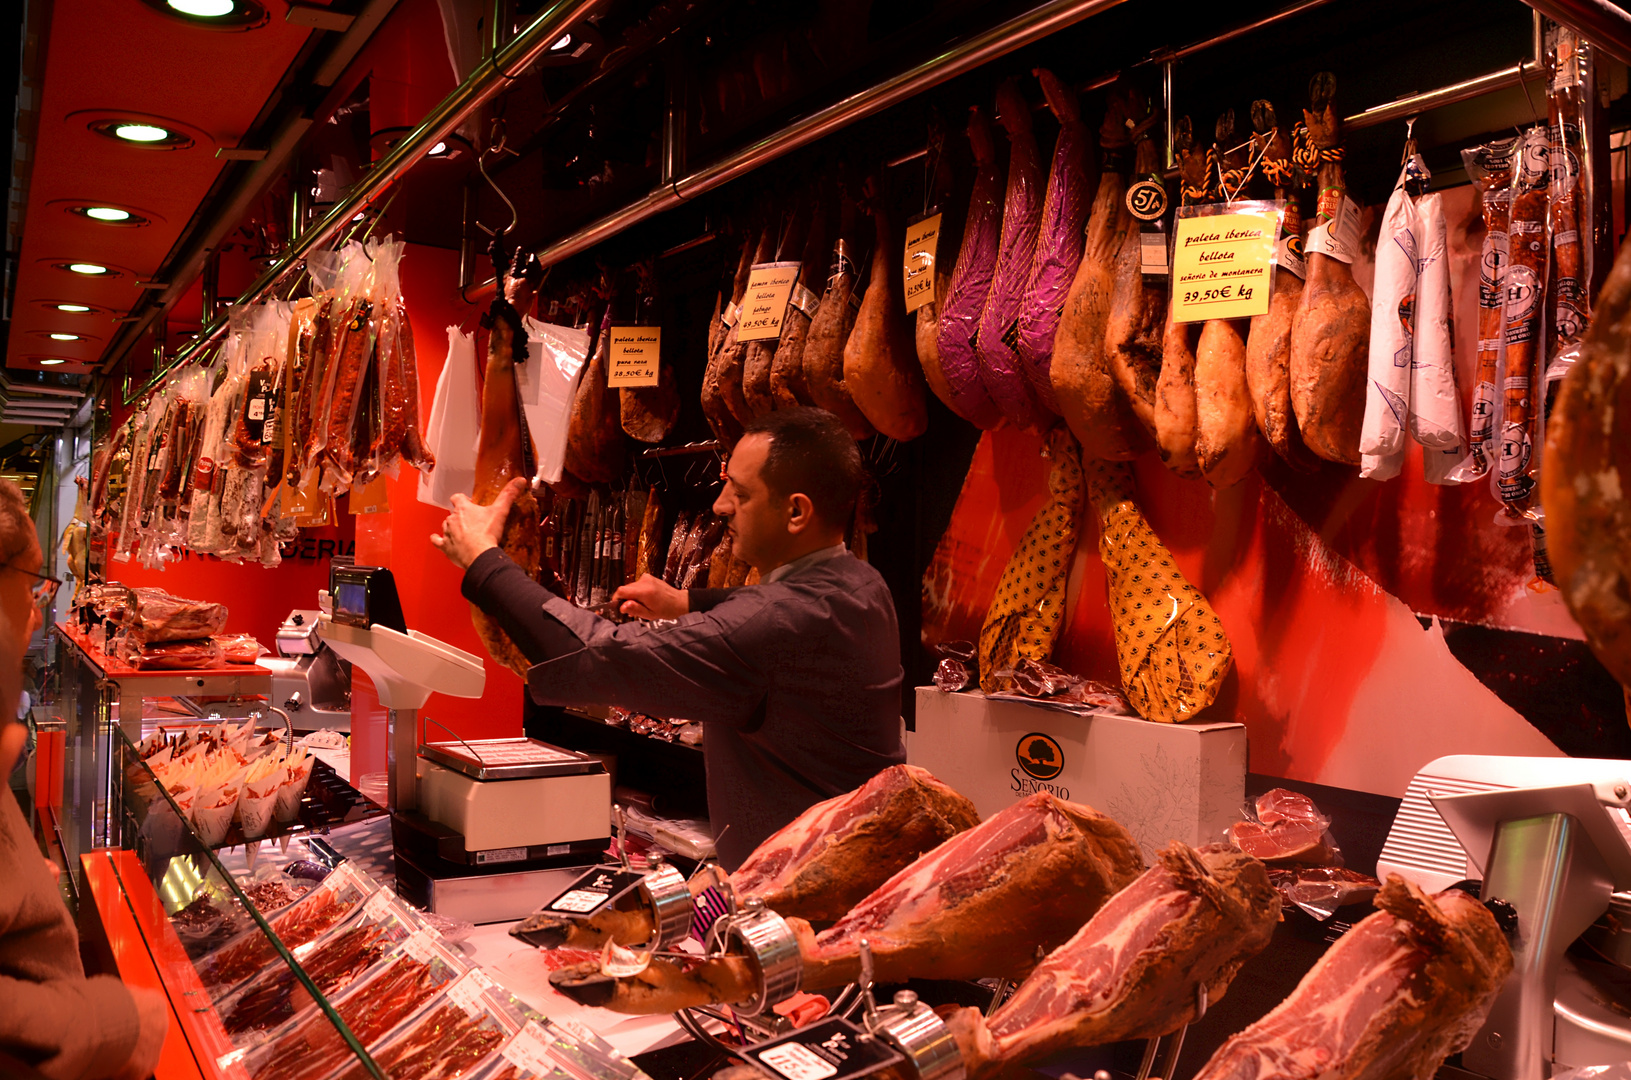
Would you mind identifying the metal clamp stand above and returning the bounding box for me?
[1120,983,1207,1080]
[859,941,967,1080]
[640,860,695,950]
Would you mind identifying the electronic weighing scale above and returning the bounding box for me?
[316,564,611,923]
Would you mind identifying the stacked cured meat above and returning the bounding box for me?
[103,586,265,671]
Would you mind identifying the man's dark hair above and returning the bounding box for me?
[740,407,864,524]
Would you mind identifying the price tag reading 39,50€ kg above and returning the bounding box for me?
[1170,208,1280,323]
[609,327,662,387]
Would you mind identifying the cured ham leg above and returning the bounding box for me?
[1543,226,1631,686]
[621,263,681,442]
[1194,111,1263,489]
[932,108,1006,430]
[770,190,829,408]
[703,234,756,445]
[549,794,1144,1012]
[744,205,808,417]
[1153,118,1208,480]
[1191,877,1512,1080]
[946,843,1280,1079]
[1244,101,1321,473]
[844,179,929,441]
[1289,74,1371,464]
[804,197,875,440]
[564,304,625,484]
[914,113,963,417]
[1052,93,1149,461]
[1103,92,1165,438]
[471,241,544,679]
[521,765,980,949]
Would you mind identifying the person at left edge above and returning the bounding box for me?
[431,408,905,871]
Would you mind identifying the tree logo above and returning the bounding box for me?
[1015,732,1064,782]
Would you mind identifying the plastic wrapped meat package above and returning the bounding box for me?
[194,864,379,997]
[474,1016,645,1080]
[215,891,421,1043]
[245,931,471,1080]
[327,981,542,1080]
[1228,789,1380,921]
[121,587,228,643]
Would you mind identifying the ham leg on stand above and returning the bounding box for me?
[1191,877,1512,1080]
[470,240,544,679]
[518,764,981,949]
[548,793,1144,1013]
[946,843,1281,1079]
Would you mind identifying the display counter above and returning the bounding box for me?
[54,620,273,897]
[80,729,661,1080]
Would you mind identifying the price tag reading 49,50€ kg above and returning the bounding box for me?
[1170,208,1281,323]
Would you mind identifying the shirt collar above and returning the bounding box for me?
[763,542,848,584]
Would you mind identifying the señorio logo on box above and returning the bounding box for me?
[1012,732,1070,799]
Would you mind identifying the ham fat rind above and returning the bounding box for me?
[1192,877,1512,1080]
[843,184,928,441]
[947,843,1280,1079]
[549,793,1144,1013]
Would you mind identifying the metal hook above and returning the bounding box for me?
[478,139,520,237]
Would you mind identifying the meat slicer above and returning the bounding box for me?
[261,608,352,730]
[1377,755,1631,1080]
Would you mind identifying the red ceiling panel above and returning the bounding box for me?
[7,0,315,373]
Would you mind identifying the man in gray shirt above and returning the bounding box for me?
[435,408,905,869]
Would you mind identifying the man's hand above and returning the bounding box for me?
[431,478,526,570]
[611,574,689,620]
[114,985,169,1080]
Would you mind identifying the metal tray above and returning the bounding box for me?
[419,737,603,781]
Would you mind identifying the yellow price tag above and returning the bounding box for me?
[609,327,661,387]
[903,212,942,313]
[349,472,390,515]
[1170,209,1280,323]
[737,262,801,341]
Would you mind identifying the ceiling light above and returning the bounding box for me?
[114,123,170,143]
[49,334,80,341]
[67,263,109,275]
[550,33,573,51]
[429,141,447,155]
[85,207,131,222]
[56,304,91,313]
[39,359,66,366]
[168,0,235,14]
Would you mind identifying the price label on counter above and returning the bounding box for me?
[501,1022,556,1075]
[540,866,646,918]
[447,968,495,1017]
[738,261,802,341]
[1170,207,1281,323]
[747,1017,905,1080]
[608,327,662,387]
[902,212,942,313]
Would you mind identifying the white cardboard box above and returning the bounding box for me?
[907,688,1248,861]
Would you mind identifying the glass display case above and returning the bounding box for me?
[78,728,649,1080]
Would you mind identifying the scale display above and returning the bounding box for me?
[328,564,406,633]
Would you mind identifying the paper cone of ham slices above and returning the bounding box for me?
[1088,459,1232,722]
[274,750,314,823]
[236,755,285,839]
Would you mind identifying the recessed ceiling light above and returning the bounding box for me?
[87,118,194,149]
[49,334,80,341]
[56,304,92,313]
[429,141,447,155]
[39,359,66,366]
[85,207,131,222]
[67,263,109,276]
[114,123,170,143]
[550,33,573,51]
[168,0,235,14]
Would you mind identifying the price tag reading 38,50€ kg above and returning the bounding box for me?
[1170,208,1280,323]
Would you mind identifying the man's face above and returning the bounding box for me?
[713,434,786,571]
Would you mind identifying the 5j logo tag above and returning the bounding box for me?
[1503,266,1540,343]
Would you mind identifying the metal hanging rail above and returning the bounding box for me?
[460,0,1136,300]
[146,0,611,385]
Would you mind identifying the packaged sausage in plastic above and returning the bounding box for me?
[1449,140,1515,483]
[317,243,378,491]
